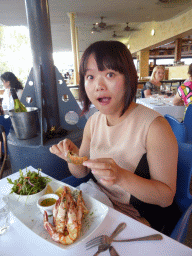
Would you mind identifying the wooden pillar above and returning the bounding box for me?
[69,12,79,85]
[174,38,182,63]
[75,26,80,67]
[137,50,149,80]
[0,26,3,48]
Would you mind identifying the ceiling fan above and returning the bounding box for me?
[111,31,124,38]
[124,22,138,32]
[91,24,101,33]
[156,0,191,5]
[97,16,116,30]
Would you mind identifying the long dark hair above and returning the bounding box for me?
[79,40,138,115]
[1,72,23,91]
[188,63,192,76]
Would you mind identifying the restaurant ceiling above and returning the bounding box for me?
[0,0,192,52]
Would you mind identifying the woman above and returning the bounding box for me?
[143,66,165,97]
[0,72,23,113]
[50,41,179,235]
[173,63,192,118]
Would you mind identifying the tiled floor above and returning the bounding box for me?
[1,158,192,249]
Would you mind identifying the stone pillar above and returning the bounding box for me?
[76,26,80,67]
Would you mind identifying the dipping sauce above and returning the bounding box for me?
[40,198,56,207]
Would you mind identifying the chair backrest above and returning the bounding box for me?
[171,203,192,243]
[170,143,192,243]
[175,143,192,213]
[184,104,192,143]
[0,115,12,136]
[164,114,187,143]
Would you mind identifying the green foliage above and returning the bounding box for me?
[0,25,32,87]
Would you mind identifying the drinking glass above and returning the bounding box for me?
[160,85,166,95]
[0,195,10,235]
[166,90,173,97]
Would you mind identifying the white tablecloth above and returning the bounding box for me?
[1,171,192,256]
[136,97,185,122]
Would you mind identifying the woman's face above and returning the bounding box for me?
[154,68,165,82]
[2,80,10,89]
[84,54,126,117]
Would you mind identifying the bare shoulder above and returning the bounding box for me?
[147,116,178,150]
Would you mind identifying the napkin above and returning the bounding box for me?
[78,179,114,208]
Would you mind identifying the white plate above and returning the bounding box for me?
[7,167,109,250]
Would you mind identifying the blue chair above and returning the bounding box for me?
[169,142,192,243]
[0,116,12,138]
[0,116,12,179]
[164,115,187,143]
[183,104,192,143]
[171,203,192,243]
[175,143,192,213]
[164,104,192,144]
[0,124,8,179]
[164,109,192,243]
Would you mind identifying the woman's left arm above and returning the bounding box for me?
[142,116,178,206]
[122,117,178,207]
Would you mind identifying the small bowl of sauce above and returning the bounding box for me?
[37,193,59,215]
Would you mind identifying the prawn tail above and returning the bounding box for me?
[43,211,56,237]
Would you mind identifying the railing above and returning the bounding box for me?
[138,79,185,87]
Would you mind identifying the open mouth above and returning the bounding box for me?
[97,97,111,104]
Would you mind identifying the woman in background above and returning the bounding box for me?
[143,66,165,97]
[0,72,23,113]
[173,63,192,118]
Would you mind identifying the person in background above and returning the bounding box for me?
[143,65,165,97]
[173,64,192,118]
[50,41,179,235]
[0,72,23,113]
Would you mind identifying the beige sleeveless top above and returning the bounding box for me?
[89,104,161,219]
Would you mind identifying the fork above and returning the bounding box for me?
[87,233,163,250]
[86,222,127,256]
[86,222,127,250]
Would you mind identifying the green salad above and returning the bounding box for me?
[7,168,51,195]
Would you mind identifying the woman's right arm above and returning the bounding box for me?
[144,89,152,98]
[144,82,152,98]
[49,117,92,178]
[173,92,184,106]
